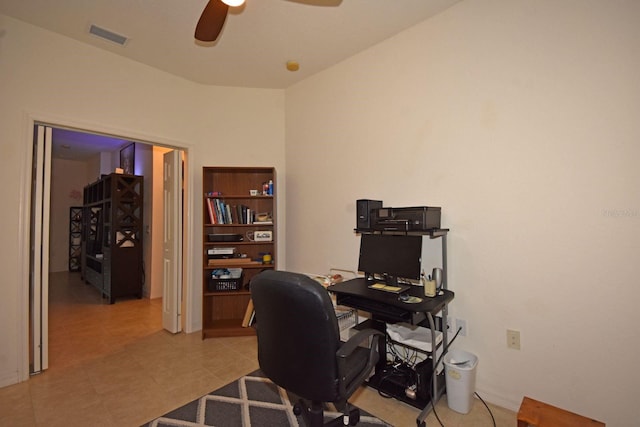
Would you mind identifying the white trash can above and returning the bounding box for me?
[443,348,478,414]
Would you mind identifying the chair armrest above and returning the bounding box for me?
[336,328,384,399]
[337,328,383,359]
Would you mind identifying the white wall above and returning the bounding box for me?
[285,1,640,425]
[85,153,103,184]
[49,158,88,272]
[0,14,285,387]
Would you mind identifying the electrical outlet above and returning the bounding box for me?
[446,316,455,334]
[456,318,467,336]
[507,329,521,350]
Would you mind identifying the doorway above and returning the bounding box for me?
[29,122,188,374]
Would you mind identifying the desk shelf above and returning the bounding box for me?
[366,370,445,410]
[355,228,449,238]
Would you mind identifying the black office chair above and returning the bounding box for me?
[250,270,383,427]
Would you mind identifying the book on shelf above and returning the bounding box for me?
[236,205,253,224]
[206,198,216,224]
[214,199,225,223]
[206,199,271,225]
[241,299,255,328]
[225,204,233,224]
[236,205,244,224]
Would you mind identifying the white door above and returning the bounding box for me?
[162,150,183,333]
[31,124,52,373]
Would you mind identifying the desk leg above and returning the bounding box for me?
[416,313,442,427]
[416,402,435,427]
[370,317,387,374]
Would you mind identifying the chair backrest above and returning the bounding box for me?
[251,270,342,402]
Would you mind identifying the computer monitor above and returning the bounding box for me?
[358,234,422,286]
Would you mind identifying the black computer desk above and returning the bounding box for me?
[328,278,454,427]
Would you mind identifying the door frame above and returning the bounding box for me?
[18,112,194,381]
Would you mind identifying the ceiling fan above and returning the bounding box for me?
[195,0,341,43]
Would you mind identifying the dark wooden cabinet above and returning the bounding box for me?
[202,167,276,338]
[81,173,144,304]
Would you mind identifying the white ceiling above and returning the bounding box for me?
[0,0,461,89]
[5,0,461,159]
[50,128,132,161]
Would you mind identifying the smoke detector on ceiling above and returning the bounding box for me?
[88,24,129,46]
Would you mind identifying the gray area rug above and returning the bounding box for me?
[142,369,391,427]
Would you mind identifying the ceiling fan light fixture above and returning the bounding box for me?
[221,0,245,6]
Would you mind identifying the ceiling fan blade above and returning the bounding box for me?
[195,0,229,42]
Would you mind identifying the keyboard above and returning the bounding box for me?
[337,295,411,323]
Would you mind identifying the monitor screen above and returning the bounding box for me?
[358,234,422,282]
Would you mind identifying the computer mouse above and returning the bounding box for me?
[398,294,410,302]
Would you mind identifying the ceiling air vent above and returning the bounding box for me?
[88,24,128,46]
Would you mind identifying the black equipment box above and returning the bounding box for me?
[371,219,411,232]
[372,206,441,231]
[356,199,383,230]
[415,358,435,400]
[207,233,244,242]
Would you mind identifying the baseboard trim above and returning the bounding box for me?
[0,370,21,389]
[474,386,521,412]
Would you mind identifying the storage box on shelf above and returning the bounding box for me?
[202,167,276,338]
[208,267,243,291]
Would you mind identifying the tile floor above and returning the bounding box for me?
[0,272,516,426]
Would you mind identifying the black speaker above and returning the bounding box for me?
[356,199,382,230]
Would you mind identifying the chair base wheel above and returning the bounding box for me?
[292,400,361,426]
[347,409,360,425]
